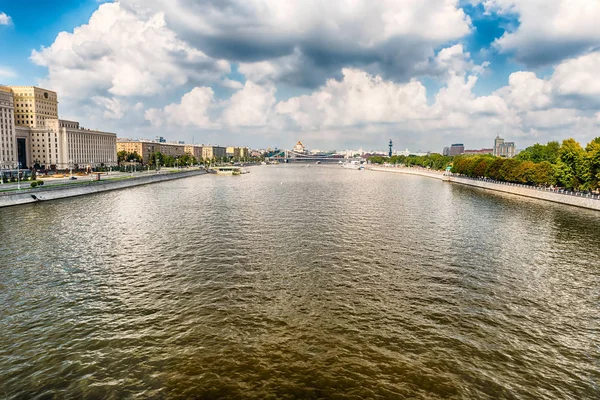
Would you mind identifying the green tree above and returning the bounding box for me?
[556,138,585,190]
[117,150,129,164]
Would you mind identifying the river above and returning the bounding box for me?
[1,165,598,398]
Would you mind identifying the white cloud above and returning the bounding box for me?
[550,52,600,96]
[145,87,217,128]
[92,96,125,119]
[122,0,472,85]
[482,0,600,66]
[221,78,244,90]
[277,68,428,129]
[221,82,276,127]
[493,71,552,111]
[0,12,11,25]
[30,2,229,99]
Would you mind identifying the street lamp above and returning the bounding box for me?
[17,162,21,190]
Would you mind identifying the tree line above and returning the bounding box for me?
[368,137,600,192]
[452,138,600,191]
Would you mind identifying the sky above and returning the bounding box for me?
[1,0,599,152]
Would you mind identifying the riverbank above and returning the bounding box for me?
[0,169,207,208]
[370,166,600,211]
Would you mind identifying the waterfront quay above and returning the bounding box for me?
[0,167,207,208]
[370,165,600,211]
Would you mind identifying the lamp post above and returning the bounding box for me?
[17,162,21,190]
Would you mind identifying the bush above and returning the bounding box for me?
[37,180,45,186]
[30,181,38,188]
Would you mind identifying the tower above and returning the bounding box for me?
[389,139,393,157]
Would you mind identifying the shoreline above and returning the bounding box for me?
[370,166,600,212]
[0,169,207,208]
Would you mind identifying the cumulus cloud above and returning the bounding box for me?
[0,12,11,25]
[277,68,428,129]
[92,96,125,119]
[145,87,217,128]
[221,78,244,90]
[30,2,230,99]
[481,0,600,66]
[550,52,600,97]
[122,0,472,86]
[221,82,277,127]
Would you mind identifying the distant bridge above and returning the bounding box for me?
[266,149,354,163]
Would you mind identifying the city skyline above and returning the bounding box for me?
[1,1,599,151]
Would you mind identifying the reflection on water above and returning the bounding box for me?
[1,165,599,398]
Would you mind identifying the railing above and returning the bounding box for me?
[452,175,600,201]
[373,165,600,201]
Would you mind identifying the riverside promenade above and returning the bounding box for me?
[0,169,207,208]
[370,166,600,212]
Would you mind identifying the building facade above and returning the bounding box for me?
[449,144,465,156]
[493,135,516,158]
[2,86,117,170]
[226,146,240,158]
[464,148,493,155]
[25,119,116,169]
[202,145,226,160]
[117,140,187,164]
[0,86,17,169]
[9,86,58,128]
[184,145,203,160]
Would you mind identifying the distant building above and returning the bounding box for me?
[184,145,203,160]
[464,148,493,155]
[443,147,450,156]
[226,146,240,158]
[493,135,516,158]
[293,141,306,153]
[395,149,429,157]
[118,140,185,164]
[202,145,226,160]
[155,136,166,143]
[449,144,465,156]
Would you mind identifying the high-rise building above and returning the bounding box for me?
[3,86,117,169]
[9,86,58,128]
[449,143,465,156]
[493,135,516,158]
[443,147,450,156]
[0,86,17,169]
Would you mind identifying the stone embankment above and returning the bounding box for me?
[0,170,206,208]
[370,166,600,212]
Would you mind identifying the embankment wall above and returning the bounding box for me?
[0,170,206,208]
[370,167,600,211]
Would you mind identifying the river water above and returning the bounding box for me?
[0,165,598,399]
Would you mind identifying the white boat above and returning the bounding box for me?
[342,160,363,170]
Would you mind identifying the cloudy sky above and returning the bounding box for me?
[1,0,599,152]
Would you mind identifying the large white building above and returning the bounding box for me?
[0,86,17,169]
[1,86,117,170]
[493,135,516,158]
